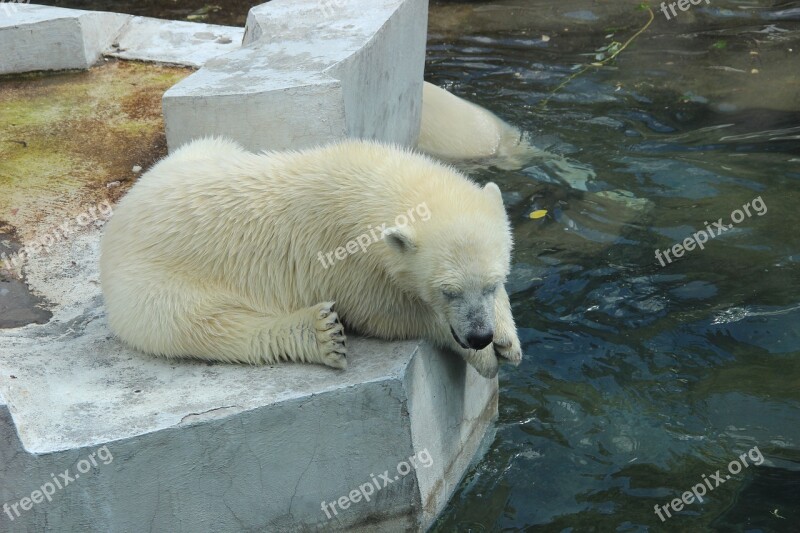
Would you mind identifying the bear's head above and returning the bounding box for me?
[383,182,512,350]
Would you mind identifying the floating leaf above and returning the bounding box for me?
[530,210,548,219]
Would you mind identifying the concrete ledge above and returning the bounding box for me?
[0,298,496,531]
[0,200,495,532]
[107,17,243,68]
[0,5,243,74]
[163,0,428,152]
[0,5,128,74]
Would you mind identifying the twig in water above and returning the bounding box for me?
[538,5,655,109]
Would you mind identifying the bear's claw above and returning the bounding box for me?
[314,302,347,369]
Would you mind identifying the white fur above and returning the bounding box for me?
[418,82,541,170]
[99,139,522,377]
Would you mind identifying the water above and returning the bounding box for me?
[426,1,800,531]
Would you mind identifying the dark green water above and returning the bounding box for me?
[427,1,800,531]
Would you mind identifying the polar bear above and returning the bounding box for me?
[417,81,541,170]
[419,82,600,190]
[100,138,522,378]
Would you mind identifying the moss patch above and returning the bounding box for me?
[0,59,191,239]
[0,59,191,328]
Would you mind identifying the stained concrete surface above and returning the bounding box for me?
[0,60,191,329]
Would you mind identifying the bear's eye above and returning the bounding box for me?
[441,289,461,301]
[482,284,500,296]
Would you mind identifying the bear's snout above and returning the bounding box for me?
[466,331,493,350]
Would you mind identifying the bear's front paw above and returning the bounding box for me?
[493,333,522,366]
[313,302,347,369]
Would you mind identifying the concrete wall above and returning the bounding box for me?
[0,6,128,73]
[163,0,428,152]
[0,325,496,532]
[0,4,242,74]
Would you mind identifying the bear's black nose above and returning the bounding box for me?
[467,332,493,350]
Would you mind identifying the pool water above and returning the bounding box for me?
[426,1,800,531]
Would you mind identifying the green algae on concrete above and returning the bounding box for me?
[0,59,192,328]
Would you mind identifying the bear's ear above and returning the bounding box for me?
[484,182,504,205]
[383,226,417,254]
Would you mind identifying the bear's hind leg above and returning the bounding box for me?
[107,274,346,369]
[200,301,348,369]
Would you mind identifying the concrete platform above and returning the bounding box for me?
[0,4,242,74]
[0,1,498,531]
[107,16,243,68]
[0,5,128,74]
[1,2,428,152]
[0,285,496,530]
[163,0,428,152]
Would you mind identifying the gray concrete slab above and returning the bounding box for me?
[107,16,244,68]
[0,5,242,74]
[163,0,428,152]
[0,4,128,74]
[0,219,495,530]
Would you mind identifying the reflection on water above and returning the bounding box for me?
[428,1,800,531]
